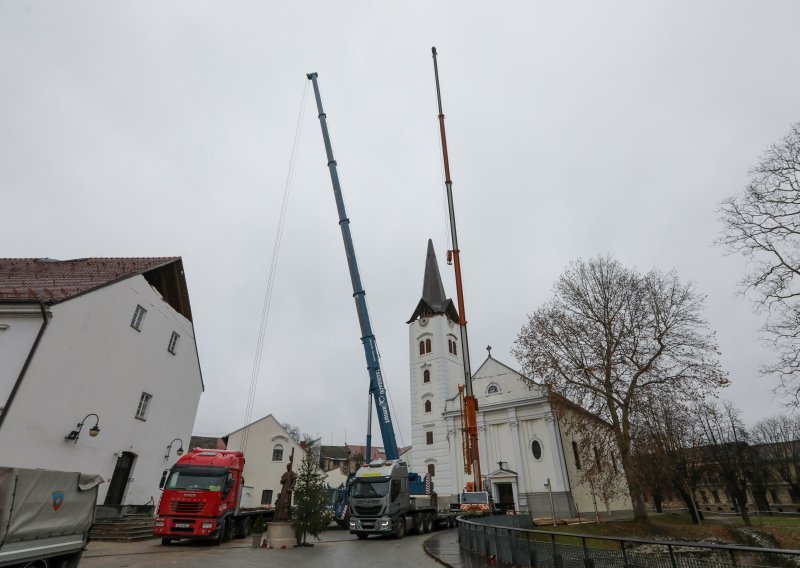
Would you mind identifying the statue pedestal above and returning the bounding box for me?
[264,521,295,549]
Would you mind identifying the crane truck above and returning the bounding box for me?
[307,72,459,539]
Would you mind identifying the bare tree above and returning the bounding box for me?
[633,397,707,523]
[513,255,728,522]
[282,422,314,445]
[695,401,753,526]
[751,414,800,503]
[719,122,800,401]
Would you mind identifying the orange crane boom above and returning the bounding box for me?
[431,47,482,492]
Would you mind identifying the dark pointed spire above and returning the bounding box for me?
[421,239,447,309]
[407,239,460,324]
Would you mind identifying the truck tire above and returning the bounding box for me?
[423,514,433,534]
[236,517,252,538]
[394,518,406,539]
[161,538,172,545]
[51,550,83,568]
[222,518,234,542]
[356,532,368,540]
[412,516,424,535]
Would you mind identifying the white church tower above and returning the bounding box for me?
[408,240,464,505]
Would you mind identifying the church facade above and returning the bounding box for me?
[406,241,632,519]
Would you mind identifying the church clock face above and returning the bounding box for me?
[420,317,429,327]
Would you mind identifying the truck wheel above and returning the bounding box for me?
[236,517,252,538]
[394,518,406,539]
[412,516,424,534]
[356,532,368,540]
[161,538,172,546]
[423,514,433,533]
[222,518,233,542]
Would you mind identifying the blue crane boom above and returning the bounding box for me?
[306,72,399,461]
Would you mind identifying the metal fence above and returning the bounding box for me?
[458,515,800,568]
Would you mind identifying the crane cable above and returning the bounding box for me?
[240,80,310,453]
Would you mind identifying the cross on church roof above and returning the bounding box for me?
[487,345,492,357]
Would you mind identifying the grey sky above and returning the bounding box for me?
[2,1,799,448]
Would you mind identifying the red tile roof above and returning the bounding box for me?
[0,257,180,302]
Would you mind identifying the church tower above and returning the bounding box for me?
[407,239,464,503]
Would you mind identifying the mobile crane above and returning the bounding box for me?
[306,72,457,538]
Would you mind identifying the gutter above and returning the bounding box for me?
[0,302,50,433]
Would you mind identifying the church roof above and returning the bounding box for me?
[406,240,460,323]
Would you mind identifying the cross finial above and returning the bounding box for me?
[487,345,492,357]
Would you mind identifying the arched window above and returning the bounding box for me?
[419,341,425,355]
[423,369,430,383]
[447,340,453,354]
[487,384,499,395]
[452,341,457,355]
[428,463,435,477]
[572,441,581,470]
[424,400,432,413]
[272,444,284,462]
[425,338,432,353]
[531,440,542,460]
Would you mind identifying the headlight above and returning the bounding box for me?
[202,522,214,529]
[380,519,390,527]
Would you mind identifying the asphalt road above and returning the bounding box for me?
[81,528,449,568]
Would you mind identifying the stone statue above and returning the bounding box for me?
[274,449,297,522]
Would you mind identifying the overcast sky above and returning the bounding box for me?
[2,1,799,449]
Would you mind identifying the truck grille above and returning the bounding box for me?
[171,501,204,514]
[353,504,382,517]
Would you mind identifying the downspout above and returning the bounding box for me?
[0,302,50,433]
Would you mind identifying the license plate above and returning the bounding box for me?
[175,523,190,528]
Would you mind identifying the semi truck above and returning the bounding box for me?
[0,467,102,568]
[153,449,273,545]
[348,459,457,539]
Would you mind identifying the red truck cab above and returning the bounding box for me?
[154,449,249,545]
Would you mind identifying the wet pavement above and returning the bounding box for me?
[81,526,468,567]
[424,528,485,568]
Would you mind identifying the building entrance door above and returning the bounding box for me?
[496,482,514,512]
[104,451,136,505]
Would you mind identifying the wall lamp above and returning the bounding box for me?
[165,438,185,460]
[65,413,100,443]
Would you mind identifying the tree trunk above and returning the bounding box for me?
[621,454,649,522]
[734,492,751,526]
[677,486,701,524]
[653,493,663,513]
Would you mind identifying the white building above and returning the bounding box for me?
[225,414,309,508]
[0,257,203,508]
[406,241,632,519]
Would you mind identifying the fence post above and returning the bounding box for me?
[484,524,490,558]
[621,540,630,568]
[728,548,738,567]
[528,531,538,568]
[551,532,563,568]
[582,536,595,568]
[668,544,678,568]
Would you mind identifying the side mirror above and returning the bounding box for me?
[223,478,234,495]
[159,470,169,490]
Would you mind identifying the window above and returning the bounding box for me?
[167,331,180,354]
[531,440,542,460]
[426,431,433,445]
[487,384,499,395]
[424,400,432,413]
[272,444,284,462]
[447,339,458,355]
[593,447,602,472]
[425,338,432,353]
[423,369,430,383]
[135,392,152,420]
[261,489,273,505]
[390,480,401,501]
[130,305,147,331]
[572,441,581,470]
[419,341,425,355]
[428,463,435,477]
